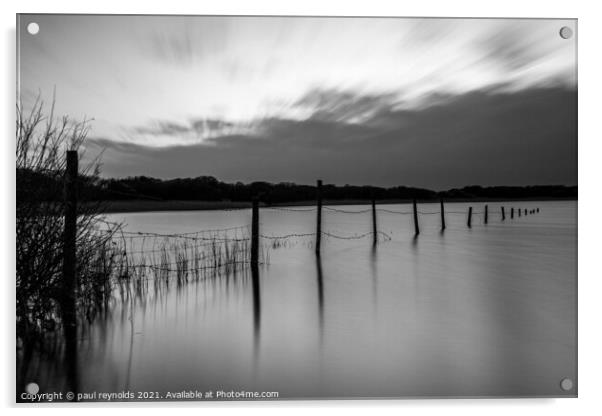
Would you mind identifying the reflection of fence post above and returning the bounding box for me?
[371,197,377,245]
[315,180,322,256]
[501,206,506,221]
[484,204,488,224]
[412,199,420,236]
[467,206,473,228]
[63,150,78,399]
[251,197,259,266]
[440,198,446,231]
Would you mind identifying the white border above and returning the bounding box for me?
[2,1,601,414]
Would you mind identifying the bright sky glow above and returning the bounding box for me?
[19,15,576,147]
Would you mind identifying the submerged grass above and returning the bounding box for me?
[104,227,268,301]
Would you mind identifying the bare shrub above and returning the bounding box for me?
[16,94,118,381]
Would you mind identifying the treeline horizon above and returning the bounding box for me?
[17,169,578,204]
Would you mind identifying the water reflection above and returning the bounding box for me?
[251,263,261,363]
[411,234,419,249]
[369,245,378,317]
[63,302,79,400]
[315,256,324,343]
[20,201,577,399]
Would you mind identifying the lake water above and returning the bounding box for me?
[29,200,578,399]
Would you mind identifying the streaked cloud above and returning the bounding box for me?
[143,18,230,65]
[128,117,254,146]
[82,85,577,188]
[293,88,399,123]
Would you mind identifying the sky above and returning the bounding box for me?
[18,15,577,189]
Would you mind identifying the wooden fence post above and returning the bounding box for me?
[63,150,78,399]
[63,151,78,311]
[440,198,446,231]
[518,208,521,217]
[251,197,259,266]
[467,206,473,228]
[537,208,540,213]
[524,209,527,216]
[484,204,488,224]
[315,180,322,256]
[412,199,420,236]
[501,206,506,221]
[511,207,514,219]
[371,197,377,245]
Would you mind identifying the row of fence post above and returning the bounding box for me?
[246,179,541,262]
[61,155,541,272]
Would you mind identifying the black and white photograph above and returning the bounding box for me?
[15,14,577,402]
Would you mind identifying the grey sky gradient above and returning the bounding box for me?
[18,15,577,188]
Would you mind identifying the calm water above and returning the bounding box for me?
[33,200,578,399]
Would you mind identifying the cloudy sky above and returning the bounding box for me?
[18,15,576,189]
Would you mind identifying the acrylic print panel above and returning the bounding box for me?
[16,14,577,402]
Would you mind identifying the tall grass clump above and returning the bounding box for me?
[113,229,263,293]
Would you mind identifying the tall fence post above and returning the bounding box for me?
[537,208,540,213]
[315,180,322,256]
[524,208,527,216]
[63,150,78,398]
[371,197,377,246]
[63,151,78,318]
[440,198,446,231]
[501,206,506,221]
[251,197,259,266]
[511,207,514,219]
[518,208,521,217]
[467,206,473,228]
[412,199,420,236]
[484,204,488,225]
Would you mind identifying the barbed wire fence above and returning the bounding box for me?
[68,166,543,285]
[98,187,541,281]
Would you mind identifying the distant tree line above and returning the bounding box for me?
[17,169,577,205]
